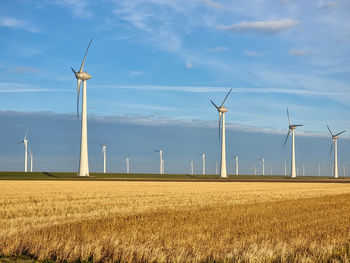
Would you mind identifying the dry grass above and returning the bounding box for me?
[1,181,350,262]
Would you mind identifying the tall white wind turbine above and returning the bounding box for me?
[72,39,93,177]
[232,155,239,175]
[327,125,346,179]
[155,150,164,174]
[99,144,107,173]
[211,88,232,178]
[258,158,264,176]
[18,130,28,172]
[126,157,130,174]
[283,108,303,178]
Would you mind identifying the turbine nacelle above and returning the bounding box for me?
[218,107,228,113]
[72,69,92,81]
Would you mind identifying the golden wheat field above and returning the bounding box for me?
[1,181,350,262]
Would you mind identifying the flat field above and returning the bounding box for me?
[1,181,350,262]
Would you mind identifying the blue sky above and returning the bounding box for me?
[0,0,349,174]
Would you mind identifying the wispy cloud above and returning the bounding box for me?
[207,47,229,52]
[244,50,261,56]
[288,49,309,56]
[0,16,39,33]
[0,82,72,93]
[54,0,93,18]
[202,0,222,9]
[217,19,299,34]
[322,1,340,10]
[186,61,193,68]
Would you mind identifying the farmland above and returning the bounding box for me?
[1,181,350,262]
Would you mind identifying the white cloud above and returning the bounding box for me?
[244,50,261,56]
[288,49,309,56]
[0,16,39,33]
[217,19,299,34]
[207,47,229,52]
[55,0,93,18]
[186,61,193,68]
[0,82,72,93]
[202,0,222,9]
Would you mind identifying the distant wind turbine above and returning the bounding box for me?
[215,160,218,175]
[198,153,206,175]
[284,160,287,176]
[72,39,93,177]
[29,149,33,172]
[258,158,264,176]
[99,144,107,173]
[232,155,239,175]
[211,88,232,178]
[126,157,130,174]
[327,125,346,179]
[190,160,194,175]
[283,108,303,178]
[155,150,164,174]
[18,130,28,172]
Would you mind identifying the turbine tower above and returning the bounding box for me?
[327,125,346,179]
[126,157,130,174]
[284,160,287,176]
[155,150,164,174]
[18,130,28,172]
[283,108,303,178]
[258,158,264,176]
[232,155,239,175]
[211,88,232,178]
[99,144,107,173]
[72,39,93,177]
[190,160,194,175]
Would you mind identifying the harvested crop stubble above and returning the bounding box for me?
[1,181,350,262]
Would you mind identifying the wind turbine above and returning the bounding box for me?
[99,144,107,173]
[284,160,287,176]
[18,130,28,172]
[211,88,232,178]
[283,108,303,178]
[215,160,218,175]
[232,155,239,175]
[72,39,93,177]
[327,125,346,179]
[198,152,206,175]
[126,157,130,174]
[254,165,256,175]
[190,160,194,175]
[318,162,321,177]
[258,158,264,176]
[155,150,164,174]
[29,149,33,172]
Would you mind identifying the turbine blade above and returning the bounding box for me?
[210,100,219,109]
[283,129,291,148]
[77,79,82,119]
[287,108,291,125]
[71,67,77,74]
[24,129,28,140]
[330,140,334,156]
[79,39,93,73]
[17,141,24,144]
[294,124,303,127]
[327,125,333,137]
[220,88,233,107]
[335,130,346,137]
